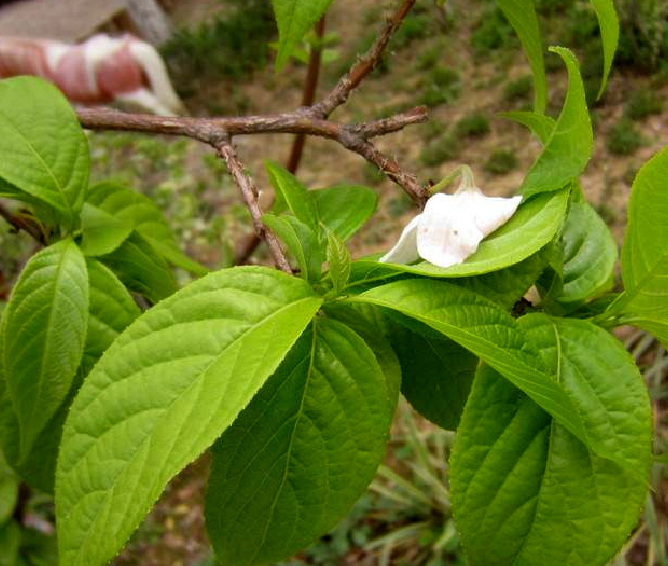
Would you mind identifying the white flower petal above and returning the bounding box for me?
[415,193,482,268]
[379,213,421,264]
[469,192,523,235]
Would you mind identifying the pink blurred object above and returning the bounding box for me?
[0,33,184,115]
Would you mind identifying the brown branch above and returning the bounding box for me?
[287,16,327,173]
[215,138,292,273]
[0,202,45,244]
[311,0,418,118]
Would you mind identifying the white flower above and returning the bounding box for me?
[380,185,522,268]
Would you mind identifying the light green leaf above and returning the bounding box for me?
[451,315,651,566]
[82,259,141,373]
[354,280,645,469]
[206,318,393,566]
[388,319,477,431]
[607,146,668,347]
[1,239,88,459]
[271,0,334,69]
[312,184,377,241]
[0,520,20,566]
[548,201,616,305]
[494,0,546,113]
[262,213,321,282]
[80,203,133,256]
[589,0,619,98]
[0,77,88,229]
[0,260,138,493]
[100,231,178,303]
[326,231,350,296]
[354,189,568,278]
[56,267,322,566]
[521,48,593,199]
[0,450,18,525]
[86,182,206,275]
[265,162,318,231]
[499,111,555,145]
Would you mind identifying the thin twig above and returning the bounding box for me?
[0,202,45,244]
[215,138,292,273]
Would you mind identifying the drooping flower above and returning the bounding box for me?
[380,184,522,268]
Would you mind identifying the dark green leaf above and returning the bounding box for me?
[451,315,651,566]
[494,0,546,113]
[80,203,133,256]
[0,520,20,566]
[0,239,88,459]
[56,267,322,566]
[206,318,393,565]
[0,450,18,524]
[100,231,178,303]
[312,184,377,241]
[521,48,593,199]
[0,77,88,229]
[271,0,334,69]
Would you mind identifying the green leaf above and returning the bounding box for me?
[326,231,350,296]
[206,318,393,566]
[100,231,178,303]
[80,203,133,256]
[354,189,568,278]
[354,280,644,469]
[271,0,334,70]
[86,182,206,275]
[494,0,546,113]
[608,146,668,346]
[521,48,593,199]
[55,267,322,566]
[499,111,555,145]
[82,259,141,373]
[451,315,651,566]
[589,0,619,98]
[265,162,318,231]
[1,239,88,459]
[388,319,477,431]
[0,77,88,229]
[0,260,138,493]
[0,520,20,566]
[312,184,377,241]
[262,213,322,282]
[547,201,617,305]
[0,450,18,525]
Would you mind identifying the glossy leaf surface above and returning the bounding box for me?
[56,267,321,566]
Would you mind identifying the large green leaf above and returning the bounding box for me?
[0,239,88,459]
[55,267,322,566]
[589,0,619,97]
[451,315,651,566]
[271,0,334,69]
[312,185,377,242]
[0,77,88,229]
[388,319,477,431]
[86,182,206,275]
[521,48,593,199]
[206,318,393,566]
[0,260,139,493]
[354,279,645,469]
[494,0,546,113]
[545,201,616,305]
[0,450,18,525]
[608,146,668,346]
[0,520,20,566]
[80,203,134,257]
[354,189,568,278]
[100,231,178,303]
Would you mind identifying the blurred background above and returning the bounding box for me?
[1,0,667,564]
